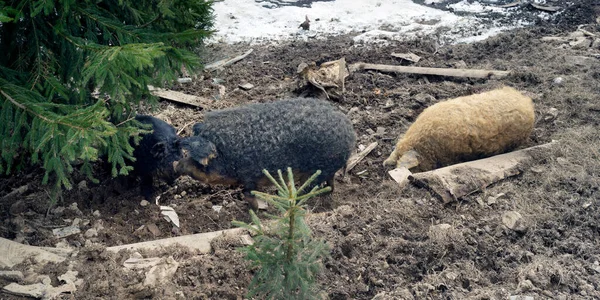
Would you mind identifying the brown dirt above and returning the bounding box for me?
[2,3,600,299]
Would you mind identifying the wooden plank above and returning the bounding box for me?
[349,63,511,79]
[147,85,213,108]
[346,142,378,172]
[408,142,556,203]
[106,228,247,254]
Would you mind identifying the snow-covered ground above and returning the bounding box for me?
[207,0,553,45]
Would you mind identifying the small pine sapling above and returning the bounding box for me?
[232,167,331,300]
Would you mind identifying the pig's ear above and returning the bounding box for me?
[151,142,168,158]
[398,150,420,169]
[192,122,205,136]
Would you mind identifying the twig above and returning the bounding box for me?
[204,49,254,72]
[1,184,29,200]
[177,121,195,135]
[346,142,378,172]
[349,63,511,79]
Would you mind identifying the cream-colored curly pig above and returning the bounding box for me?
[383,86,535,172]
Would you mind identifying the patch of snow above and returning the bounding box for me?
[207,0,536,45]
[447,0,506,13]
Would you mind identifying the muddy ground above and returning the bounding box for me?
[1,2,600,299]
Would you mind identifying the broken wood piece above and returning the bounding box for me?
[0,238,72,268]
[106,228,247,254]
[577,28,596,37]
[408,141,556,203]
[204,49,254,71]
[530,2,560,12]
[349,63,511,79]
[177,77,192,84]
[388,167,412,188]
[1,184,28,199]
[298,57,348,100]
[147,85,211,108]
[498,0,520,8]
[391,52,421,63]
[346,142,378,172]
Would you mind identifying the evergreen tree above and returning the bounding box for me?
[233,168,331,299]
[0,0,214,201]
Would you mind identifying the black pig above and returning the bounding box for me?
[131,115,182,200]
[174,98,357,209]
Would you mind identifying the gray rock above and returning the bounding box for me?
[502,211,527,232]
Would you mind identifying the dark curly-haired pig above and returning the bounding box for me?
[174,98,357,209]
[131,115,182,200]
[383,86,535,172]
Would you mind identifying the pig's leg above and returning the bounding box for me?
[140,174,154,201]
[242,183,260,211]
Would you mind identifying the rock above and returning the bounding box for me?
[592,38,600,49]
[0,271,24,282]
[239,83,254,90]
[52,225,81,238]
[510,295,534,300]
[544,107,559,121]
[487,193,507,205]
[414,93,435,105]
[552,77,563,85]
[143,256,179,287]
[452,60,468,68]
[502,211,527,232]
[375,127,386,136]
[177,77,192,84]
[518,279,534,292]
[68,202,82,215]
[212,205,223,213]
[51,206,65,215]
[84,228,98,238]
[147,223,161,237]
[175,291,185,299]
[556,157,569,165]
[72,218,81,226]
[366,128,375,135]
[140,200,150,207]
[77,180,88,190]
[444,271,458,281]
[92,210,100,217]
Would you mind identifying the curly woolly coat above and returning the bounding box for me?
[383,86,535,172]
[177,98,356,192]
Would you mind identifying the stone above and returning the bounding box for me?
[239,83,255,90]
[84,228,98,238]
[502,211,527,232]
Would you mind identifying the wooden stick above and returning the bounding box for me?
[346,142,378,172]
[349,63,511,79]
[204,49,254,71]
[147,85,211,108]
[106,228,249,254]
[408,141,557,203]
